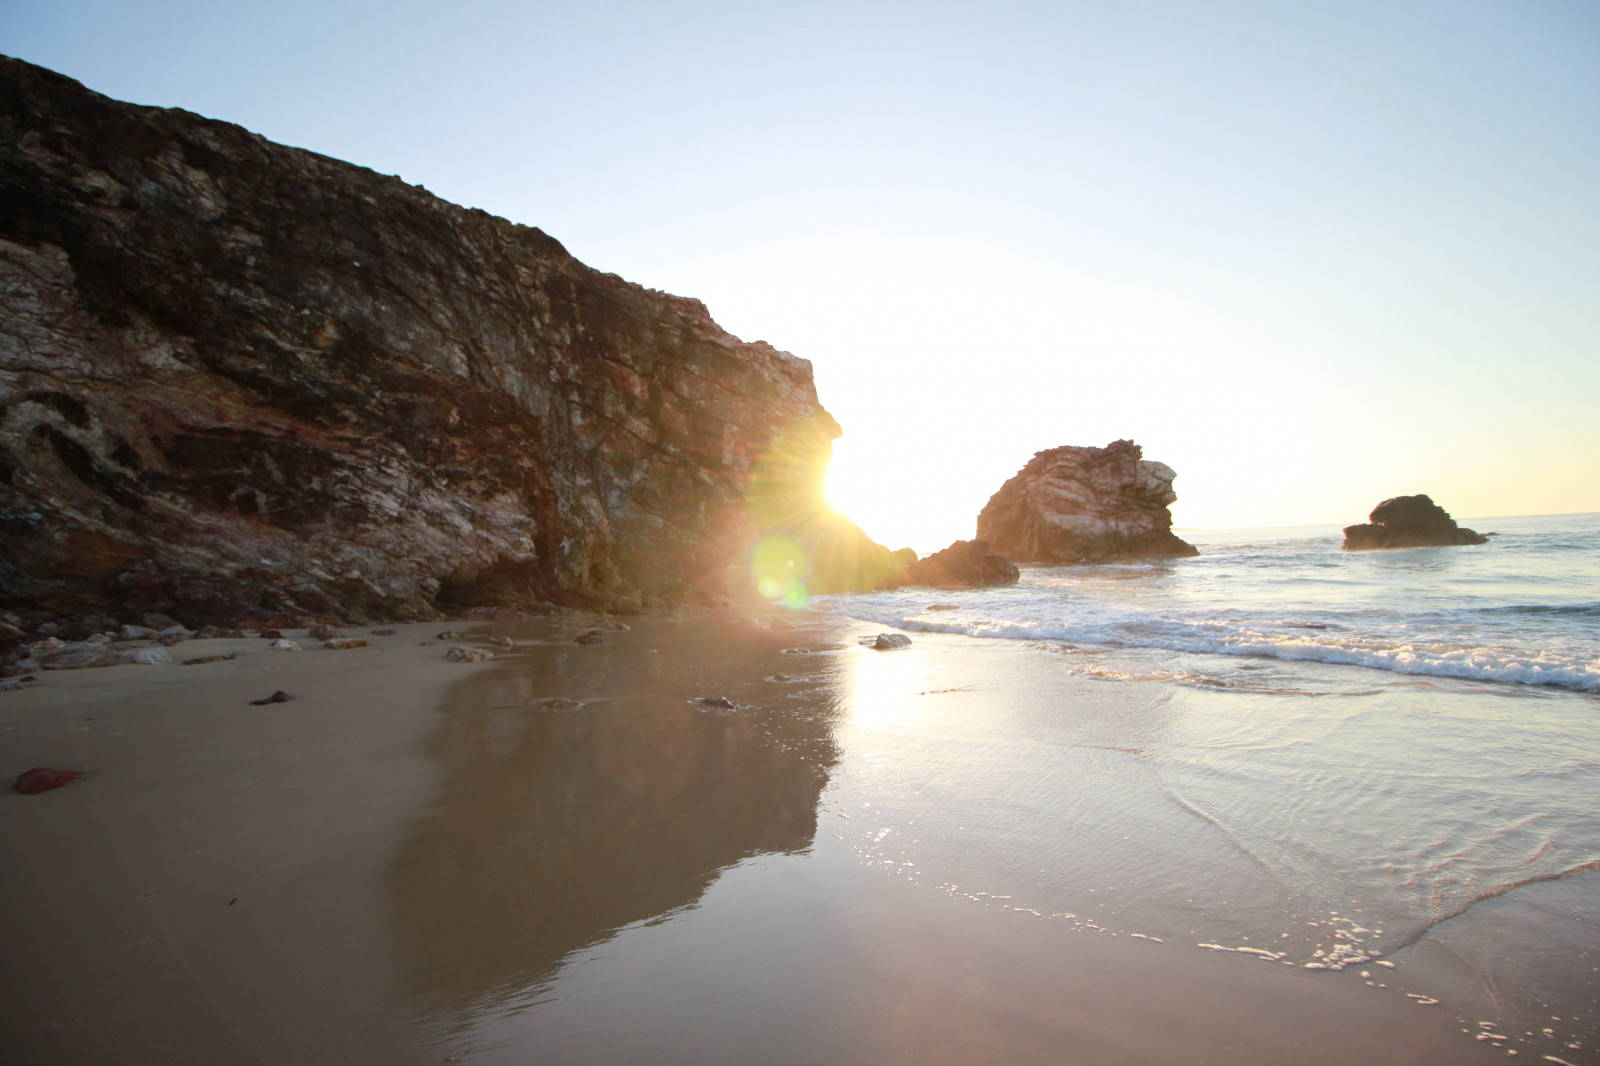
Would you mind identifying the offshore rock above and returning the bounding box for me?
[898,539,1019,588]
[1342,495,1488,550]
[976,440,1199,564]
[0,57,890,626]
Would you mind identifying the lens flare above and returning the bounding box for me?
[750,535,809,608]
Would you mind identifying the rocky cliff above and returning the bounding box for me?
[0,57,894,626]
[1342,495,1488,550]
[975,440,1198,564]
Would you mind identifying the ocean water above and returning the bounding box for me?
[394,518,1600,1062]
[803,512,1600,1050]
[818,512,1600,693]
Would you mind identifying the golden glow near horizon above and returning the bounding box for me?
[15,3,1596,546]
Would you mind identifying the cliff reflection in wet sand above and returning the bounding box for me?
[389,619,839,1025]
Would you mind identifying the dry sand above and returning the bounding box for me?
[0,615,1531,1064]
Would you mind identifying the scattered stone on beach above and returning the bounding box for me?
[14,767,84,794]
[323,638,367,650]
[436,631,462,641]
[182,653,237,666]
[309,624,343,640]
[574,630,607,645]
[37,641,124,670]
[29,637,64,656]
[0,676,38,691]
[534,696,584,710]
[484,636,513,648]
[156,626,194,646]
[259,630,284,640]
[771,673,791,681]
[868,633,912,650]
[269,639,301,652]
[119,624,158,641]
[249,690,292,706]
[1341,495,1488,550]
[898,539,1019,588]
[446,645,494,663]
[977,439,1199,563]
[125,646,175,665]
[370,628,397,636]
[693,696,737,709]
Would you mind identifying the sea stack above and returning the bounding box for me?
[976,440,1198,564]
[0,57,895,626]
[1341,495,1488,550]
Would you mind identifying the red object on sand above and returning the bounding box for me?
[13,767,84,794]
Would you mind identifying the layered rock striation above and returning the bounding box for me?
[976,440,1198,564]
[0,57,893,625]
[1342,495,1488,550]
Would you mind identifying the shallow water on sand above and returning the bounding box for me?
[393,614,1599,1064]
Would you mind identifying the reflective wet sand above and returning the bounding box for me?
[394,616,1580,1064]
[2,616,1589,1063]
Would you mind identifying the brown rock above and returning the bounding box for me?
[898,540,1019,588]
[308,624,344,641]
[976,440,1199,564]
[1341,495,1488,550]
[14,767,83,794]
[182,653,237,665]
[446,645,494,663]
[0,56,889,624]
[574,630,607,645]
[323,638,367,650]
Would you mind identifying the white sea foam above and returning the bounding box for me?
[812,513,1600,693]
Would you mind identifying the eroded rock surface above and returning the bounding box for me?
[0,57,888,626]
[1342,495,1488,550]
[976,440,1198,564]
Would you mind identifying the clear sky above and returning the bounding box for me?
[6,0,1597,550]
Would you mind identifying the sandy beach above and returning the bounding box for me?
[5,611,1576,1065]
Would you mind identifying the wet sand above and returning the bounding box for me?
[0,615,1582,1064]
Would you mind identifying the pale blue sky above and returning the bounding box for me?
[6,1,1597,548]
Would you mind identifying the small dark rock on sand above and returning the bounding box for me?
[14,767,83,794]
[693,696,736,709]
[370,628,397,636]
[535,696,584,709]
[869,633,912,650]
[259,630,283,640]
[249,690,292,705]
[183,653,238,666]
[574,630,607,645]
[308,624,343,640]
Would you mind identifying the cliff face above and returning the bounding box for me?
[976,440,1198,564]
[0,57,887,624]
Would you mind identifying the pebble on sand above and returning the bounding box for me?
[14,767,84,795]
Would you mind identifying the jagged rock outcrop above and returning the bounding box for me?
[897,539,1018,587]
[976,440,1198,564]
[0,57,894,626]
[1342,495,1488,550]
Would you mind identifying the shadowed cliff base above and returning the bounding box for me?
[0,56,891,627]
